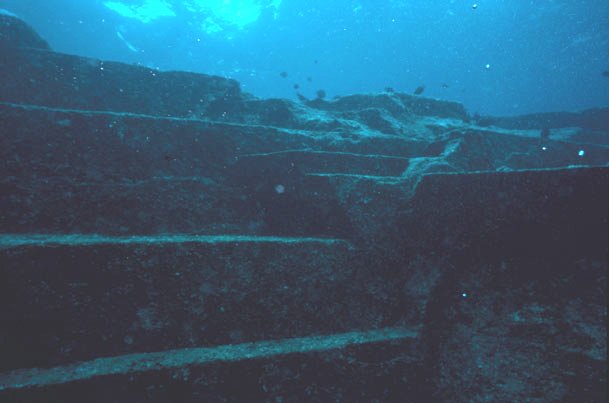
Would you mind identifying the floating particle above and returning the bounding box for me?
[578,150,585,157]
[275,184,285,194]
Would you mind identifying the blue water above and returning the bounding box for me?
[4,0,608,116]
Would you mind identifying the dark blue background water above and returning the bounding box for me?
[3,0,609,116]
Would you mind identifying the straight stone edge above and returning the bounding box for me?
[0,326,419,391]
[0,234,353,248]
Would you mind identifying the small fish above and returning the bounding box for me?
[441,83,450,88]
[293,83,300,90]
[306,76,312,82]
[414,86,425,95]
[602,70,609,78]
[279,71,288,78]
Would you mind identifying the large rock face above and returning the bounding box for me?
[0,15,607,402]
[0,14,50,50]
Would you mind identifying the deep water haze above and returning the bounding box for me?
[2,0,609,116]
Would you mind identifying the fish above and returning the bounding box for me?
[602,70,609,78]
[279,71,288,78]
[414,86,425,95]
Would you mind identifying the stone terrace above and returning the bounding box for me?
[0,15,607,402]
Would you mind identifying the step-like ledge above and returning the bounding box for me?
[0,326,419,391]
[0,234,353,248]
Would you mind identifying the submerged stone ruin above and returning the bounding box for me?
[0,14,607,402]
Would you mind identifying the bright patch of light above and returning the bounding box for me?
[187,0,282,33]
[202,16,224,34]
[578,150,585,157]
[104,0,175,23]
[104,0,282,34]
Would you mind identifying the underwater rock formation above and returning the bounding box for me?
[0,14,50,50]
[0,15,607,402]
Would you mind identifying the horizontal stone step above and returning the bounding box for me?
[4,102,606,190]
[306,172,406,183]
[0,326,419,391]
[398,165,609,255]
[235,149,409,176]
[0,43,243,119]
[0,234,352,248]
[0,328,423,401]
[0,237,420,372]
[0,173,356,237]
[301,165,609,258]
[0,102,319,182]
[0,102,437,172]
